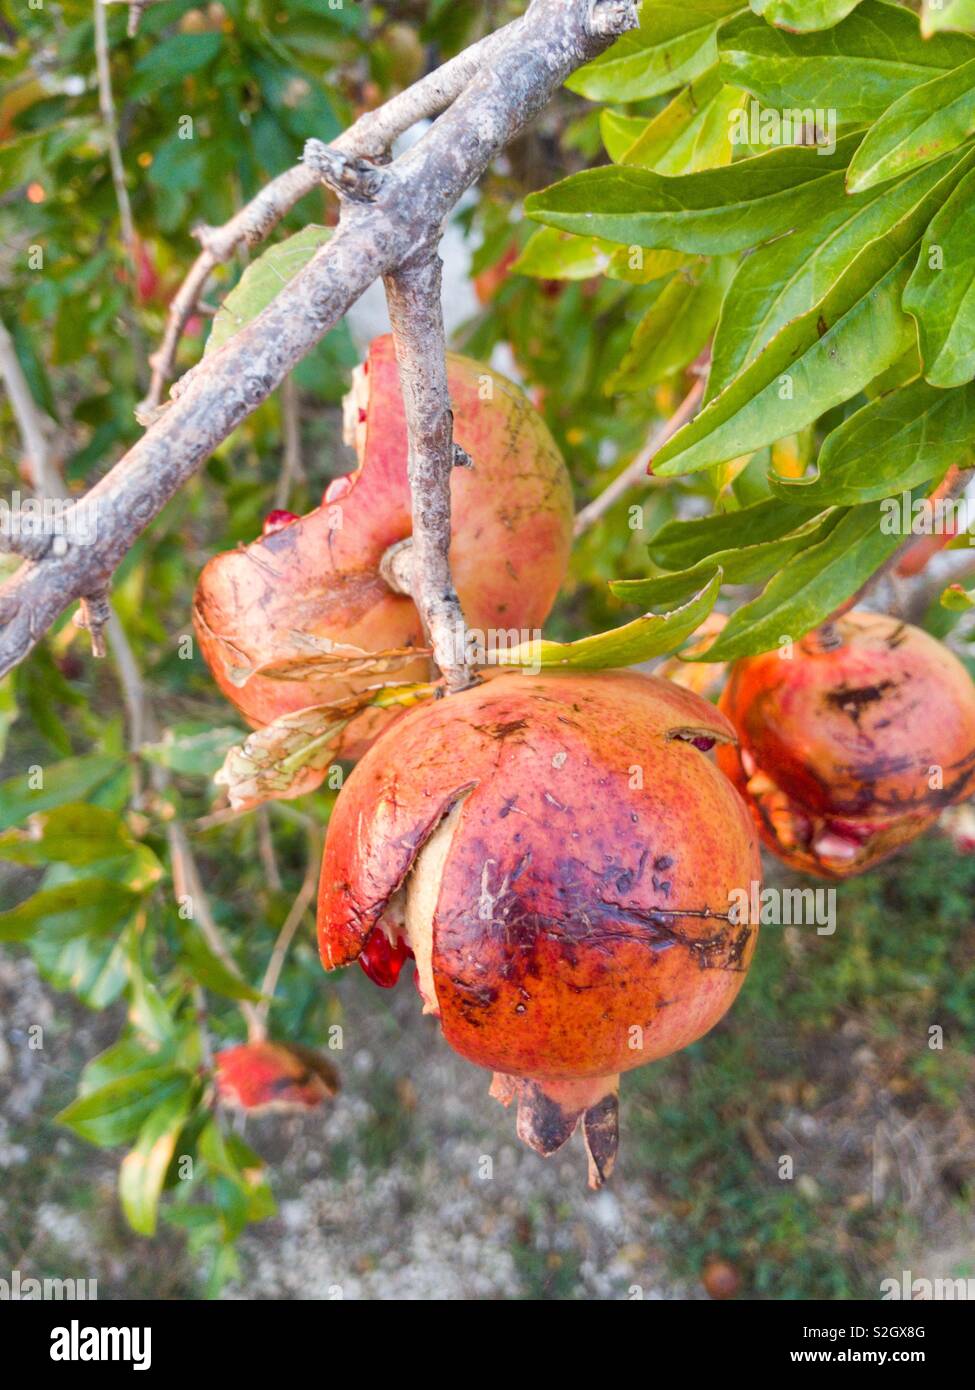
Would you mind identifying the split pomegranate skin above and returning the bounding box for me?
[317,670,761,1185]
[717,611,975,879]
[214,1041,339,1112]
[193,335,573,762]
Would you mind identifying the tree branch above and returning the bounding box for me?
[0,0,637,682]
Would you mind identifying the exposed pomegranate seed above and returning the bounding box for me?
[358,926,414,988]
[262,509,299,536]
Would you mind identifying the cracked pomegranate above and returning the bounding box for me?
[717,611,975,878]
[193,334,572,765]
[317,670,761,1187]
[214,1040,339,1111]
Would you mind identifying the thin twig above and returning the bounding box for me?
[0,318,63,500]
[256,827,321,1032]
[573,376,705,538]
[274,373,304,510]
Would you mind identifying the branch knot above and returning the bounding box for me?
[302,140,389,202]
[586,0,640,39]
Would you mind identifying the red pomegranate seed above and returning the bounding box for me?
[262,509,299,536]
[358,926,414,988]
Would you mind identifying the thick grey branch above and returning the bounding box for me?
[385,253,475,693]
[0,0,635,680]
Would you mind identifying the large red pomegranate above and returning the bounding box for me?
[193,334,573,762]
[717,611,975,879]
[317,670,761,1186]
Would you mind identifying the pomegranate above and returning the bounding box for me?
[214,1040,339,1111]
[193,334,572,765]
[317,670,761,1186]
[717,611,975,879]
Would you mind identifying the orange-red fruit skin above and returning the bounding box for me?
[318,670,761,1084]
[214,1041,339,1111]
[193,335,572,758]
[717,612,975,879]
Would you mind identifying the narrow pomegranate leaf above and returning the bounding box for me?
[607,257,735,394]
[709,150,969,398]
[525,137,857,255]
[647,498,823,569]
[611,67,746,174]
[771,378,975,505]
[904,165,975,387]
[922,0,975,37]
[750,0,863,30]
[719,4,975,125]
[610,509,838,608]
[119,1089,196,1237]
[689,505,910,661]
[846,61,975,192]
[205,225,332,355]
[567,1,743,102]
[492,572,721,670]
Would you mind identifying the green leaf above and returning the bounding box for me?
[81,1037,176,1096]
[610,508,838,607]
[655,164,954,475]
[600,110,648,163]
[750,0,864,30]
[772,378,975,504]
[493,573,722,669]
[119,1091,195,1237]
[57,1069,193,1148]
[567,1,744,102]
[525,136,858,255]
[0,802,135,867]
[206,226,332,355]
[512,227,613,280]
[141,724,245,778]
[922,1,975,37]
[694,503,909,659]
[605,247,694,284]
[846,60,975,192]
[177,924,265,1003]
[719,3,975,125]
[607,257,735,393]
[130,34,223,99]
[709,152,968,396]
[0,879,139,943]
[613,67,747,174]
[647,498,824,569]
[0,753,123,832]
[0,677,16,762]
[904,165,975,387]
[941,582,975,610]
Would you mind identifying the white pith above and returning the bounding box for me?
[383,796,468,1016]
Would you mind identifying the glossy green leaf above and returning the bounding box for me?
[847,61,975,192]
[600,110,649,163]
[904,166,975,387]
[655,235,921,475]
[750,0,863,30]
[647,498,824,569]
[130,34,223,99]
[615,68,747,174]
[512,227,613,280]
[693,504,909,659]
[607,258,735,393]
[119,1090,195,1236]
[772,378,975,504]
[605,247,694,284]
[57,1069,193,1148]
[206,226,332,355]
[494,573,722,669]
[610,508,837,607]
[81,1037,177,1097]
[525,136,857,255]
[567,1,744,102]
[177,924,265,1004]
[709,151,970,396]
[719,3,975,125]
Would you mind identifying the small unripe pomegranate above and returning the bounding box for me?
[317,670,761,1186]
[194,335,572,764]
[214,1041,339,1111]
[717,612,975,879]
